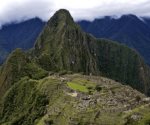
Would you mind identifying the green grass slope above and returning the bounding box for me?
[96,39,150,94]
[0,49,48,99]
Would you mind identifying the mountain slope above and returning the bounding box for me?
[0,49,48,99]
[78,15,150,65]
[0,74,150,125]
[33,10,97,74]
[0,18,45,64]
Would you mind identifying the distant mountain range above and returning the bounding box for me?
[0,18,45,64]
[78,15,150,65]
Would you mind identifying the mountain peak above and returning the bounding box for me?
[55,9,71,15]
[47,9,74,27]
[120,14,139,20]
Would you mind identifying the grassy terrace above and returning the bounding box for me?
[67,82,89,93]
[67,78,96,93]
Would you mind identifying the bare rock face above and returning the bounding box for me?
[130,113,143,121]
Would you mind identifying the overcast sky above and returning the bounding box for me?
[0,0,150,26]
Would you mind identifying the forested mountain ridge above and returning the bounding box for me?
[1,14,150,67]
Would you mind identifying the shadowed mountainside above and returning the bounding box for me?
[78,15,150,65]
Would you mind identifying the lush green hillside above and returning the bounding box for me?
[96,39,150,94]
[0,49,48,99]
[33,13,97,74]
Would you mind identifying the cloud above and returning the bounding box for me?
[0,0,150,26]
